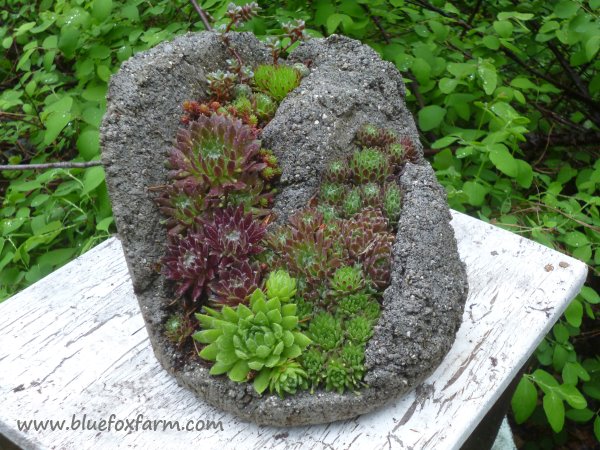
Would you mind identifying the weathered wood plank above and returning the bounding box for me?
[0,212,587,450]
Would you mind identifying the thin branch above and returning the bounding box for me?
[189,0,213,31]
[0,161,103,171]
[463,0,483,36]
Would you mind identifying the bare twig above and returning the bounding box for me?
[0,161,103,171]
[189,0,213,31]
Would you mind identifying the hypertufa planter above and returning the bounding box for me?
[100,31,469,426]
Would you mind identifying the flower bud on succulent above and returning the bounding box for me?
[330,266,364,294]
[265,270,297,302]
[350,148,390,183]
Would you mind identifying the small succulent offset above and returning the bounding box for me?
[268,361,309,398]
[350,148,391,183]
[164,313,195,346]
[356,123,398,149]
[308,312,343,351]
[330,266,365,294]
[194,279,311,395]
[253,64,301,102]
[383,182,402,226]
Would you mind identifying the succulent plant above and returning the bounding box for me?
[343,208,390,260]
[319,182,345,205]
[234,83,253,99]
[346,316,374,344]
[292,62,310,78]
[253,93,277,122]
[308,312,343,351]
[301,348,325,389]
[194,286,311,394]
[265,269,297,302]
[356,123,398,148]
[294,296,314,323]
[316,204,339,223]
[268,361,309,398]
[168,114,266,200]
[383,182,402,226]
[350,148,391,183]
[399,136,419,162]
[164,313,195,346]
[341,343,366,384]
[198,205,266,268]
[385,142,404,166]
[162,231,218,302]
[361,233,394,289]
[330,266,364,294]
[267,209,343,297]
[325,358,351,394]
[206,70,238,102]
[341,187,362,217]
[253,64,301,102]
[208,260,262,307]
[337,293,381,321]
[323,160,349,183]
[360,182,383,208]
[225,1,261,31]
[155,180,208,230]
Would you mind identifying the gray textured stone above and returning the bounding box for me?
[101,31,468,426]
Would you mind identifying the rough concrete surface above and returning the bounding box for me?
[101,31,468,426]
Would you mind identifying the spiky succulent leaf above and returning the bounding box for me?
[253,64,301,101]
[356,123,398,148]
[319,182,345,205]
[323,160,349,183]
[350,148,391,183]
[330,266,364,293]
[198,205,266,267]
[346,316,373,344]
[167,114,266,200]
[360,183,383,208]
[209,260,262,307]
[308,312,343,351]
[161,232,218,302]
[383,182,402,226]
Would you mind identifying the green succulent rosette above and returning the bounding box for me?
[265,269,297,302]
[193,286,311,394]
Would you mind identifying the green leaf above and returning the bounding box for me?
[92,0,113,21]
[493,20,513,38]
[532,369,560,393]
[564,231,588,247]
[418,105,446,131]
[594,416,600,442]
[42,96,73,144]
[511,377,538,423]
[585,36,600,61]
[58,26,80,57]
[553,323,570,343]
[447,62,476,79]
[411,58,431,84]
[326,13,353,34]
[565,407,594,423]
[96,217,113,232]
[253,368,271,394]
[432,135,459,149]
[477,61,497,95]
[564,299,583,327]
[515,159,533,188]
[462,181,488,206]
[557,384,587,409]
[489,146,518,177]
[482,35,500,50]
[580,287,600,305]
[439,78,458,94]
[552,345,569,371]
[554,1,579,19]
[76,128,100,160]
[543,391,565,432]
[82,166,105,195]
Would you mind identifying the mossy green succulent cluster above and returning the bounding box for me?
[154,8,417,399]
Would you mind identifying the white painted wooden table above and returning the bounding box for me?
[0,212,587,450]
